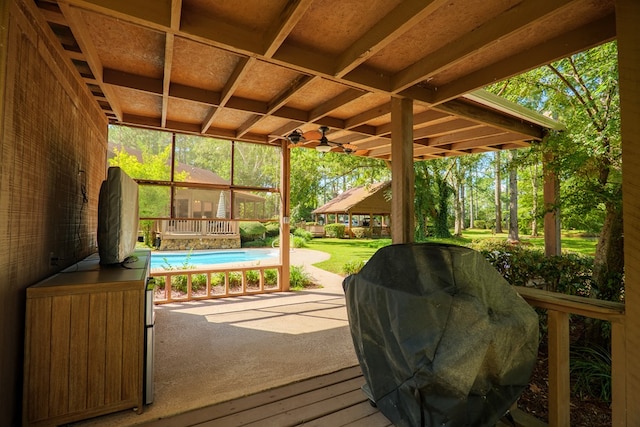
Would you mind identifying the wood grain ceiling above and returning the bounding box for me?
[35,0,614,160]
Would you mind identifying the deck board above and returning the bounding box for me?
[141,365,540,427]
[141,365,384,427]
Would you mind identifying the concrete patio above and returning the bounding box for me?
[73,249,360,426]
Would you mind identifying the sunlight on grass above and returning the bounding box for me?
[307,229,598,275]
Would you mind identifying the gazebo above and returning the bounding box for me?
[2,0,639,425]
[312,181,391,237]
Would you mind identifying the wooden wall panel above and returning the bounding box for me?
[0,0,108,424]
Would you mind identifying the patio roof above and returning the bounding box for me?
[32,0,604,161]
[312,181,391,216]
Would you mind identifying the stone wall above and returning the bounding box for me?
[159,236,241,251]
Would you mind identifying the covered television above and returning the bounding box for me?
[343,243,539,427]
[97,166,139,264]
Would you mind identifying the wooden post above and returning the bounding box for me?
[279,140,290,291]
[611,320,626,426]
[391,97,414,244]
[618,0,640,424]
[548,310,570,427]
[543,150,561,256]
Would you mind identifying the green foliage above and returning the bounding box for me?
[350,227,370,239]
[265,222,280,237]
[243,239,267,248]
[342,260,366,275]
[570,345,612,402]
[324,223,345,238]
[228,272,242,289]
[264,269,278,287]
[271,235,307,248]
[246,270,260,285]
[293,228,313,241]
[470,240,594,296]
[289,265,314,290]
[472,220,487,229]
[240,222,267,241]
[211,273,225,287]
[289,147,390,223]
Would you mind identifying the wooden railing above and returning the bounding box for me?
[150,264,283,303]
[516,286,625,427]
[160,219,238,235]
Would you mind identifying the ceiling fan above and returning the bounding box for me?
[274,126,367,155]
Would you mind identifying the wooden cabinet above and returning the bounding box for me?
[23,251,149,426]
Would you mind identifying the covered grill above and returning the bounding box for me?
[343,243,539,427]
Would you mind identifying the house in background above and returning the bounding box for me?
[312,181,391,238]
[109,144,270,249]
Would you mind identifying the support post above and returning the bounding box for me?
[391,97,414,244]
[548,310,570,427]
[279,140,290,290]
[618,0,640,424]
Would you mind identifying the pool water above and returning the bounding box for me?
[151,249,278,269]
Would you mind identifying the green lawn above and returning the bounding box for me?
[306,229,598,275]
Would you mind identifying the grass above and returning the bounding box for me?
[306,229,598,275]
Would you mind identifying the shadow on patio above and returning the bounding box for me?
[73,250,361,426]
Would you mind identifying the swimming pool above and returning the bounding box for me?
[151,249,279,270]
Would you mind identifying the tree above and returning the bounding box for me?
[487,42,622,301]
[414,159,453,239]
[494,151,503,233]
[508,150,519,242]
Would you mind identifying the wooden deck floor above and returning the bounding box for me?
[141,365,391,427]
[139,365,546,427]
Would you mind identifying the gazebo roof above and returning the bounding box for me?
[313,182,391,215]
[31,0,600,160]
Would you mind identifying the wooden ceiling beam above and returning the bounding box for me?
[63,0,172,30]
[263,0,313,57]
[413,119,483,139]
[161,0,181,128]
[58,2,123,120]
[201,57,254,133]
[308,88,365,122]
[334,0,447,78]
[236,75,317,138]
[391,0,578,93]
[427,127,506,146]
[429,13,616,104]
[344,102,390,129]
[434,98,545,139]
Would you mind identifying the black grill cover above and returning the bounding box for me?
[343,243,538,427]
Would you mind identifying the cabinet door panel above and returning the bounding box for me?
[49,296,72,417]
[69,293,90,413]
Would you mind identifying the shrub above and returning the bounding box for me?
[240,221,267,242]
[192,274,207,291]
[343,260,366,275]
[243,239,267,248]
[265,222,280,237]
[246,270,260,286]
[324,223,346,238]
[211,272,225,287]
[228,272,242,289]
[289,265,314,290]
[472,220,487,229]
[264,269,278,287]
[293,228,313,242]
[470,239,594,296]
[271,235,307,248]
[571,345,612,402]
[351,227,370,239]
